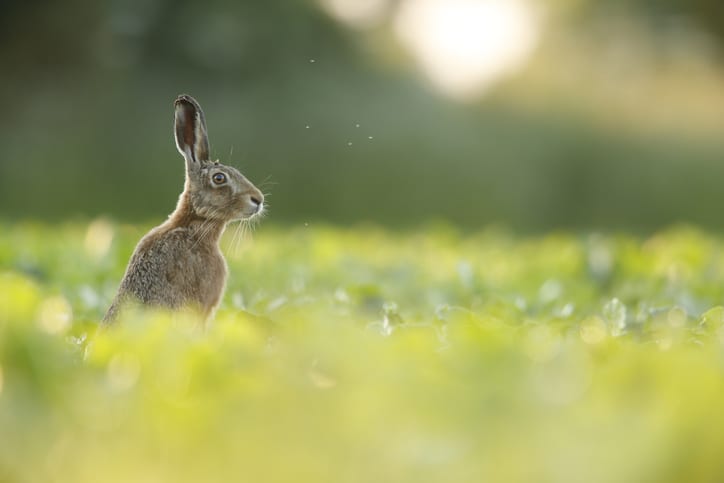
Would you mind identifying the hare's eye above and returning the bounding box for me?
[212,173,227,185]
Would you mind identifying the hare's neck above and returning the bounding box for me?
[168,193,226,244]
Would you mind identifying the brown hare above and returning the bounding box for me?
[103,95,264,324]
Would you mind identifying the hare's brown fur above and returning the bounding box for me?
[103,95,264,324]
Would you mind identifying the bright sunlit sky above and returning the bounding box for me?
[321,0,541,99]
[319,0,724,136]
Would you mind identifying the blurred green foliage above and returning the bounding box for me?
[1,0,724,230]
[3,221,724,481]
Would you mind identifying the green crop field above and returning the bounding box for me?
[3,221,724,482]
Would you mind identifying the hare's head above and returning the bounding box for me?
[174,95,264,222]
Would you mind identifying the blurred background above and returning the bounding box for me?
[1,0,723,231]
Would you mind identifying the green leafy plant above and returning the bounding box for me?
[1,221,724,482]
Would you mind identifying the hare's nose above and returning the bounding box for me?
[250,193,264,213]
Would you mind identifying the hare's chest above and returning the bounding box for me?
[191,248,227,313]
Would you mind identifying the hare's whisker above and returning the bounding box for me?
[259,174,274,185]
[230,220,243,255]
[233,221,243,255]
[237,220,246,253]
[191,207,223,250]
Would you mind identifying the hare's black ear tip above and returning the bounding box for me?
[175,94,199,109]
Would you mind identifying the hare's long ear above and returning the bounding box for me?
[174,95,210,171]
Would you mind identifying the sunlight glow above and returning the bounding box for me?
[84,218,114,259]
[394,0,541,100]
[39,296,73,334]
[319,0,389,29]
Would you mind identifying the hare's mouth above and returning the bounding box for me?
[234,202,263,221]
